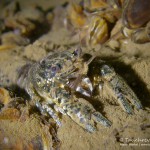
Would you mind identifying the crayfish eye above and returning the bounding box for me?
[50,65,61,78]
[72,47,82,57]
[51,66,57,71]
[51,64,61,73]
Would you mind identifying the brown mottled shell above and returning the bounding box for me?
[122,0,150,29]
[0,88,11,105]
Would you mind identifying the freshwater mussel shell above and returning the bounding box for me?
[122,0,150,29]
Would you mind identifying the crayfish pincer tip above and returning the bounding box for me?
[86,124,97,133]
[92,112,112,127]
[126,108,134,115]
[136,103,143,110]
[105,120,112,127]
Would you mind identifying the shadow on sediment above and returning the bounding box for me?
[88,56,150,110]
